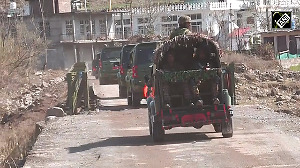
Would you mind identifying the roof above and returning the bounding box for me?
[228,27,251,38]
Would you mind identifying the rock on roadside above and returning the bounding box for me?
[46,107,66,117]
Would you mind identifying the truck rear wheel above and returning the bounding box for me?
[213,123,222,133]
[132,91,140,107]
[151,115,165,142]
[127,89,132,106]
[119,86,127,98]
[222,117,233,138]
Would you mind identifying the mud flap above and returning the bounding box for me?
[222,117,233,138]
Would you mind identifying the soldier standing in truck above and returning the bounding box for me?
[169,15,192,39]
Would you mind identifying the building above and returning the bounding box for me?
[22,0,128,69]
[8,0,300,69]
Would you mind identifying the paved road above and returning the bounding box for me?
[24,78,300,168]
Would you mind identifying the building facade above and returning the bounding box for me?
[8,0,300,69]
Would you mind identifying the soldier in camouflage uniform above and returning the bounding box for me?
[169,16,192,39]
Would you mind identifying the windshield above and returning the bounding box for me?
[136,43,156,65]
[101,48,121,61]
[121,45,135,65]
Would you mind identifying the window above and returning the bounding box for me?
[124,19,130,25]
[161,15,178,22]
[80,20,85,34]
[137,44,156,64]
[92,20,95,34]
[115,19,130,25]
[161,23,177,36]
[65,20,73,35]
[124,27,131,38]
[99,19,107,36]
[115,20,121,25]
[138,18,149,24]
[115,27,122,38]
[79,20,95,35]
[189,13,202,20]
[39,21,50,37]
[138,26,145,34]
[247,17,254,24]
[191,21,202,33]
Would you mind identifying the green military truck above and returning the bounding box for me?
[146,35,235,142]
[117,44,136,98]
[98,47,122,85]
[125,42,161,106]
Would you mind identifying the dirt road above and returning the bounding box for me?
[24,78,300,168]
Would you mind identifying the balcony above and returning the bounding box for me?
[60,34,109,43]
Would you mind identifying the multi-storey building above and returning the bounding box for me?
[5,0,300,69]
[21,0,128,69]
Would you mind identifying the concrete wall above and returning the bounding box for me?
[62,44,76,69]
[58,0,71,13]
[77,44,94,69]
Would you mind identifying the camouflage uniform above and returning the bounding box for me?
[169,28,192,39]
[169,16,192,39]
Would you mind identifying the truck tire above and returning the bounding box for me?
[222,117,233,138]
[213,123,222,132]
[132,91,140,107]
[151,115,165,142]
[127,89,132,106]
[119,86,127,98]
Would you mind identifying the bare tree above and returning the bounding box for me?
[0,16,48,87]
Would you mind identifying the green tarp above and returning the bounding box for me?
[277,53,300,60]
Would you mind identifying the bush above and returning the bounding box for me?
[221,52,280,71]
[252,43,275,60]
[0,21,48,88]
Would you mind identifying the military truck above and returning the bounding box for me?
[98,47,122,85]
[117,44,136,98]
[125,42,161,106]
[146,35,235,142]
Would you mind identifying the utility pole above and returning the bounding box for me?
[266,0,269,31]
[38,0,47,41]
[230,3,233,51]
[130,0,133,36]
[109,0,112,11]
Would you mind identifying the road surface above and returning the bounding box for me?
[24,78,300,168]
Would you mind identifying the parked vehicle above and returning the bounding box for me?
[117,44,136,98]
[98,47,122,85]
[145,35,235,142]
[125,42,161,106]
[91,52,101,79]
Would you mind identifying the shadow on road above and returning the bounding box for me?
[67,132,223,153]
[99,97,123,100]
[99,104,147,111]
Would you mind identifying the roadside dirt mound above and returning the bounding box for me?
[0,70,67,167]
[234,63,300,117]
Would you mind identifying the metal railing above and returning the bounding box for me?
[66,62,90,114]
[60,34,108,42]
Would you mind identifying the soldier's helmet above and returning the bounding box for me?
[178,16,191,25]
